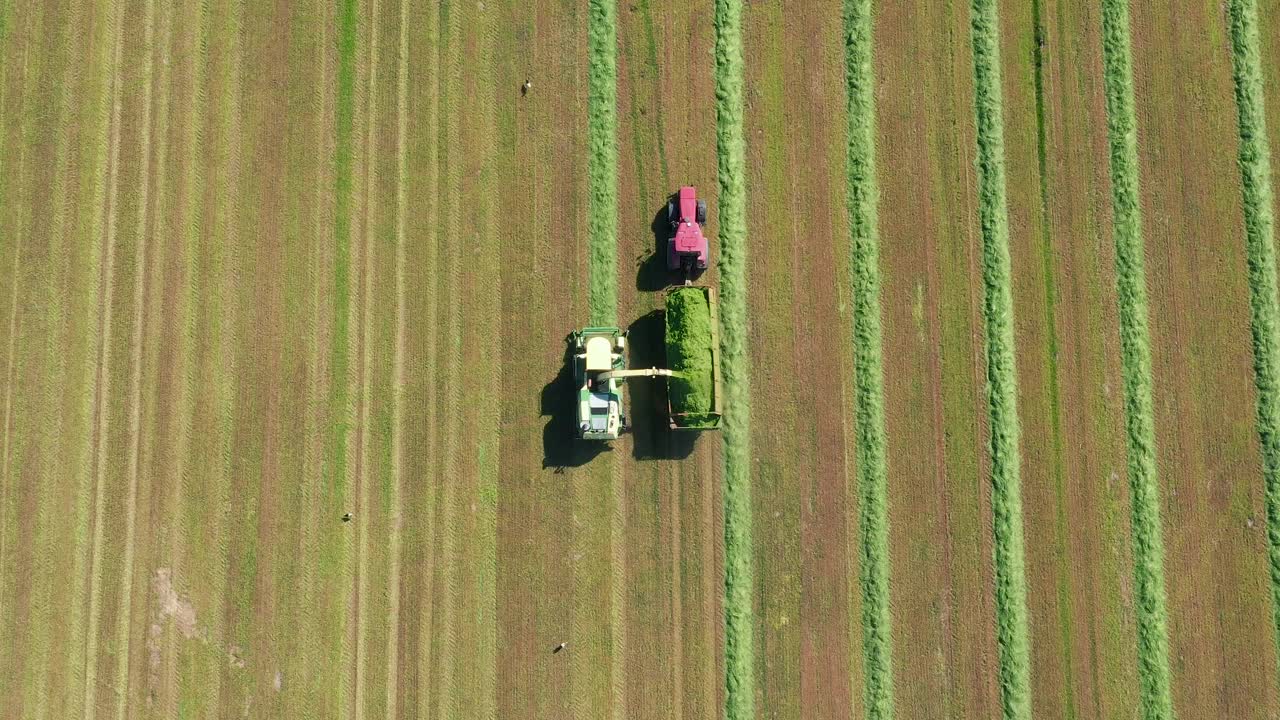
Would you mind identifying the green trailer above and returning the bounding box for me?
[665,286,723,430]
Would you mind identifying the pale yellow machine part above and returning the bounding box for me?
[585,336,613,371]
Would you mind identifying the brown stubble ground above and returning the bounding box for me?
[494,1,622,719]
[83,0,150,709]
[615,0,723,719]
[65,0,146,713]
[350,0,404,714]
[0,0,25,693]
[141,0,216,713]
[209,0,297,712]
[739,0,859,717]
[423,0,486,716]
[1130,1,1280,716]
[874,0,1001,717]
[1000,1,1146,718]
[1,0,91,714]
[399,0,440,714]
[431,0,503,715]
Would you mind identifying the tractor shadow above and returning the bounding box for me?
[635,201,672,292]
[626,310,696,461]
[541,337,608,471]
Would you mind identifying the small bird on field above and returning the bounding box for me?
[521,79,532,96]
[342,512,353,523]
[553,642,567,654]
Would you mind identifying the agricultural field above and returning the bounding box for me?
[2,0,1280,719]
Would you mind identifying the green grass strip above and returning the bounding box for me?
[1099,2,1175,718]
[1227,0,1280,676]
[969,1,1033,718]
[587,0,618,326]
[713,0,753,718]
[841,0,894,718]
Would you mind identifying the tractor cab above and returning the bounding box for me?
[667,186,709,278]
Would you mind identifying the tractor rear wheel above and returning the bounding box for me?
[668,200,677,226]
[696,199,707,224]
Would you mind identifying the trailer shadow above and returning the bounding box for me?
[541,337,608,470]
[626,310,696,461]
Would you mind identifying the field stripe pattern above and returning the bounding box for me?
[1098,1,1174,718]
[841,0,892,717]
[615,2,723,719]
[874,0,1000,714]
[742,1,859,718]
[1130,0,1279,714]
[997,0,1144,715]
[968,1,1033,718]
[1227,0,1280,665]
[712,0,753,718]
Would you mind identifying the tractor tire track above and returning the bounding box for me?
[0,18,26,637]
[209,0,246,711]
[670,467,683,720]
[332,0,360,711]
[159,0,207,713]
[384,0,408,715]
[138,31,177,710]
[80,5,126,713]
[294,0,334,712]
[433,1,464,716]
[111,0,158,715]
[0,0,35,637]
[130,0,173,711]
[352,0,381,713]
[413,1,441,716]
[9,5,62,711]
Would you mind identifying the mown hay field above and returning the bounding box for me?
[3,0,1280,719]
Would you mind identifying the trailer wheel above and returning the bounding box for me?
[695,199,707,225]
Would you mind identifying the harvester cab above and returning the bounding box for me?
[570,327,676,441]
[572,328,627,440]
[667,186,709,283]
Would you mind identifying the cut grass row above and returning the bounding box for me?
[713,0,753,719]
[586,4,622,718]
[1098,1,1175,718]
[840,0,893,717]
[968,1,1032,718]
[587,0,618,326]
[1227,0,1280,667]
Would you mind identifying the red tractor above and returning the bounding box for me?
[667,186,709,280]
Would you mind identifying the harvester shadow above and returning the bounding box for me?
[541,338,609,470]
[627,310,696,461]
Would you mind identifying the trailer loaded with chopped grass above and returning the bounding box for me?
[665,285,723,430]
